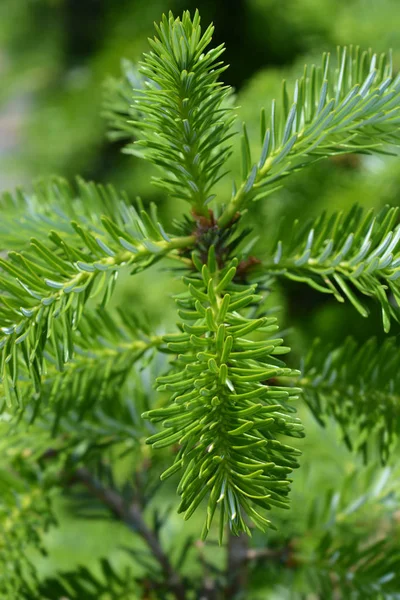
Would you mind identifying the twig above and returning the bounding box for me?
[71,467,186,600]
[244,548,286,561]
[196,540,220,600]
[224,531,249,599]
[224,532,293,598]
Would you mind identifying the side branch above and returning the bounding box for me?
[71,467,187,600]
[225,532,249,598]
[218,48,400,228]
[0,230,195,405]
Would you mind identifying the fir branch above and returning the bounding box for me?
[0,177,194,256]
[0,177,131,252]
[299,337,400,462]
[219,47,400,226]
[260,204,400,331]
[0,182,194,405]
[70,467,187,600]
[144,250,303,540]
[4,8,400,595]
[128,11,235,214]
[0,307,163,417]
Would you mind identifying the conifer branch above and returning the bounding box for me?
[219,47,400,227]
[144,250,303,540]
[71,467,187,600]
[0,181,194,405]
[3,6,400,593]
[259,204,400,331]
[299,337,400,462]
[0,177,195,255]
[0,307,164,417]
[0,177,132,252]
[116,11,235,215]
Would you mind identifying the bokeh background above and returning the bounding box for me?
[1,0,400,594]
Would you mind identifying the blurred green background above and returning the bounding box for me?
[1,0,400,593]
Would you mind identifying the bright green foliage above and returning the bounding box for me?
[0,178,192,407]
[261,204,400,331]
[300,337,400,462]
[2,7,400,597]
[144,250,303,539]
[0,306,162,420]
[109,10,235,213]
[218,47,400,226]
[0,176,192,258]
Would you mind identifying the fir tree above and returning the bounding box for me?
[1,9,400,599]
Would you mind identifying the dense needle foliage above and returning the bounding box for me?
[1,8,400,599]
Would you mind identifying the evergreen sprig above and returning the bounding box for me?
[126,10,235,214]
[144,250,303,540]
[0,306,162,419]
[300,337,400,462]
[0,177,136,252]
[260,204,400,331]
[0,177,193,256]
[0,181,192,406]
[3,7,400,593]
[218,47,400,226]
